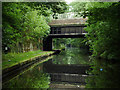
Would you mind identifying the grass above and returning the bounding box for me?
[2,50,54,70]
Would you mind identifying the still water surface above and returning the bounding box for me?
[3,48,90,88]
[52,48,90,65]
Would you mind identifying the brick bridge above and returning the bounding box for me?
[43,18,87,51]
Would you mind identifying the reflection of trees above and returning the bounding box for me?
[3,65,50,88]
[86,58,120,88]
[52,48,90,64]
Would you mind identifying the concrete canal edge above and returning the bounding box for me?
[2,50,61,83]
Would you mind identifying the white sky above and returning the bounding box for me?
[65,0,74,4]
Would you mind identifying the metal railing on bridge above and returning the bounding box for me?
[53,12,82,20]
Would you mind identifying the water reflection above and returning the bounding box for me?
[52,48,90,65]
[3,64,50,88]
[86,58,120,88]
[3,47,90,88]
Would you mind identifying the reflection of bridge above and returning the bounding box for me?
[43,59,90,84]
[43,18,87,51]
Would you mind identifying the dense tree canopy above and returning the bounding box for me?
[2,2,68,53]
[68,1,120,88]
[85,2,120,60]
[82,2,120,88]
[69,1,120,60]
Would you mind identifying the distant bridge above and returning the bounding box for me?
[43,18,87,51]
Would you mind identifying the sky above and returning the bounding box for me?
[65,0,74,4]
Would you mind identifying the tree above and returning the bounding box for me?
[69,0,88,18]
[2,2,68,53]
[85,2,120,60]
[84,2,120,88]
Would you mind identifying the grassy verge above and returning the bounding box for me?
[2,50,54,70]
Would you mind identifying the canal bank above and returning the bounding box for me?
[2,50,53,70]
[2,50,61,83]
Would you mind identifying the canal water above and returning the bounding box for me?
[3,48,90,88]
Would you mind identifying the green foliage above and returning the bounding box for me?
[2,2,49,52]
[68,38,87,48]
[71,1,120,88]
[2,2,67,53]
[26,2,68,14]
[69,1,89,18]
[83,2,120,88]
[26,2,68,19]
[85,2,120,60]
[53,38,88,49]
[53,38,66,49]
[22,10,50,40]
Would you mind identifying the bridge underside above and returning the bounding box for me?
[43,34,85,51]
[48,34,85,38]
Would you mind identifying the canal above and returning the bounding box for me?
[3,47,91,88]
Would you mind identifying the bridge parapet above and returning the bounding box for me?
[49,25,87,36]
[49,18,87,26]
[48,18,87,36]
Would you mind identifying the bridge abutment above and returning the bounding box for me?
[43,36,52,51]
